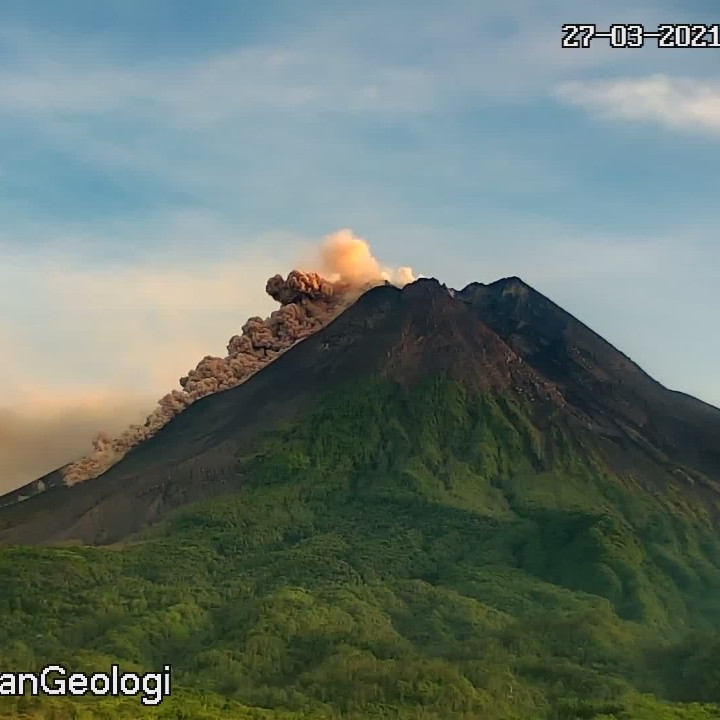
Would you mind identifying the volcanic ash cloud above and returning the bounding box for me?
[60,230,418,485]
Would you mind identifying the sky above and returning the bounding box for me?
[1,0,719,492]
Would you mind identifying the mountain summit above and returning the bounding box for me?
[1,276,718,546]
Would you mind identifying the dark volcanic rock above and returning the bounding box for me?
[460,277,720,482]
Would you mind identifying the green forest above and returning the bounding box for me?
[1,379,719,719]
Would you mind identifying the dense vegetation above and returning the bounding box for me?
[1,379,720,718]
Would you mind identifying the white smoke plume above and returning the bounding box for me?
[60,230,417,485]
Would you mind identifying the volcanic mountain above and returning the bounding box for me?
[2,275,720,719]
[1,275,718,546]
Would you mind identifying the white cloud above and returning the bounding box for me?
[554,75,720,134]
[0,45,438,125]
[0,4,635,130]
[0,10,652,216]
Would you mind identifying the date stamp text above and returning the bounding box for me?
[562,23,720,49]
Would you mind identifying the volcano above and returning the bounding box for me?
[1,275,720,719]
[1,276,718,545]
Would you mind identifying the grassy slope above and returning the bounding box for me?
[1,378,720,719]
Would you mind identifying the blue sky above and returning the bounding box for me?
[1,0,719,489]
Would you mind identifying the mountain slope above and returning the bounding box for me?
[1,377,720,719]
[460,277,720,484]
